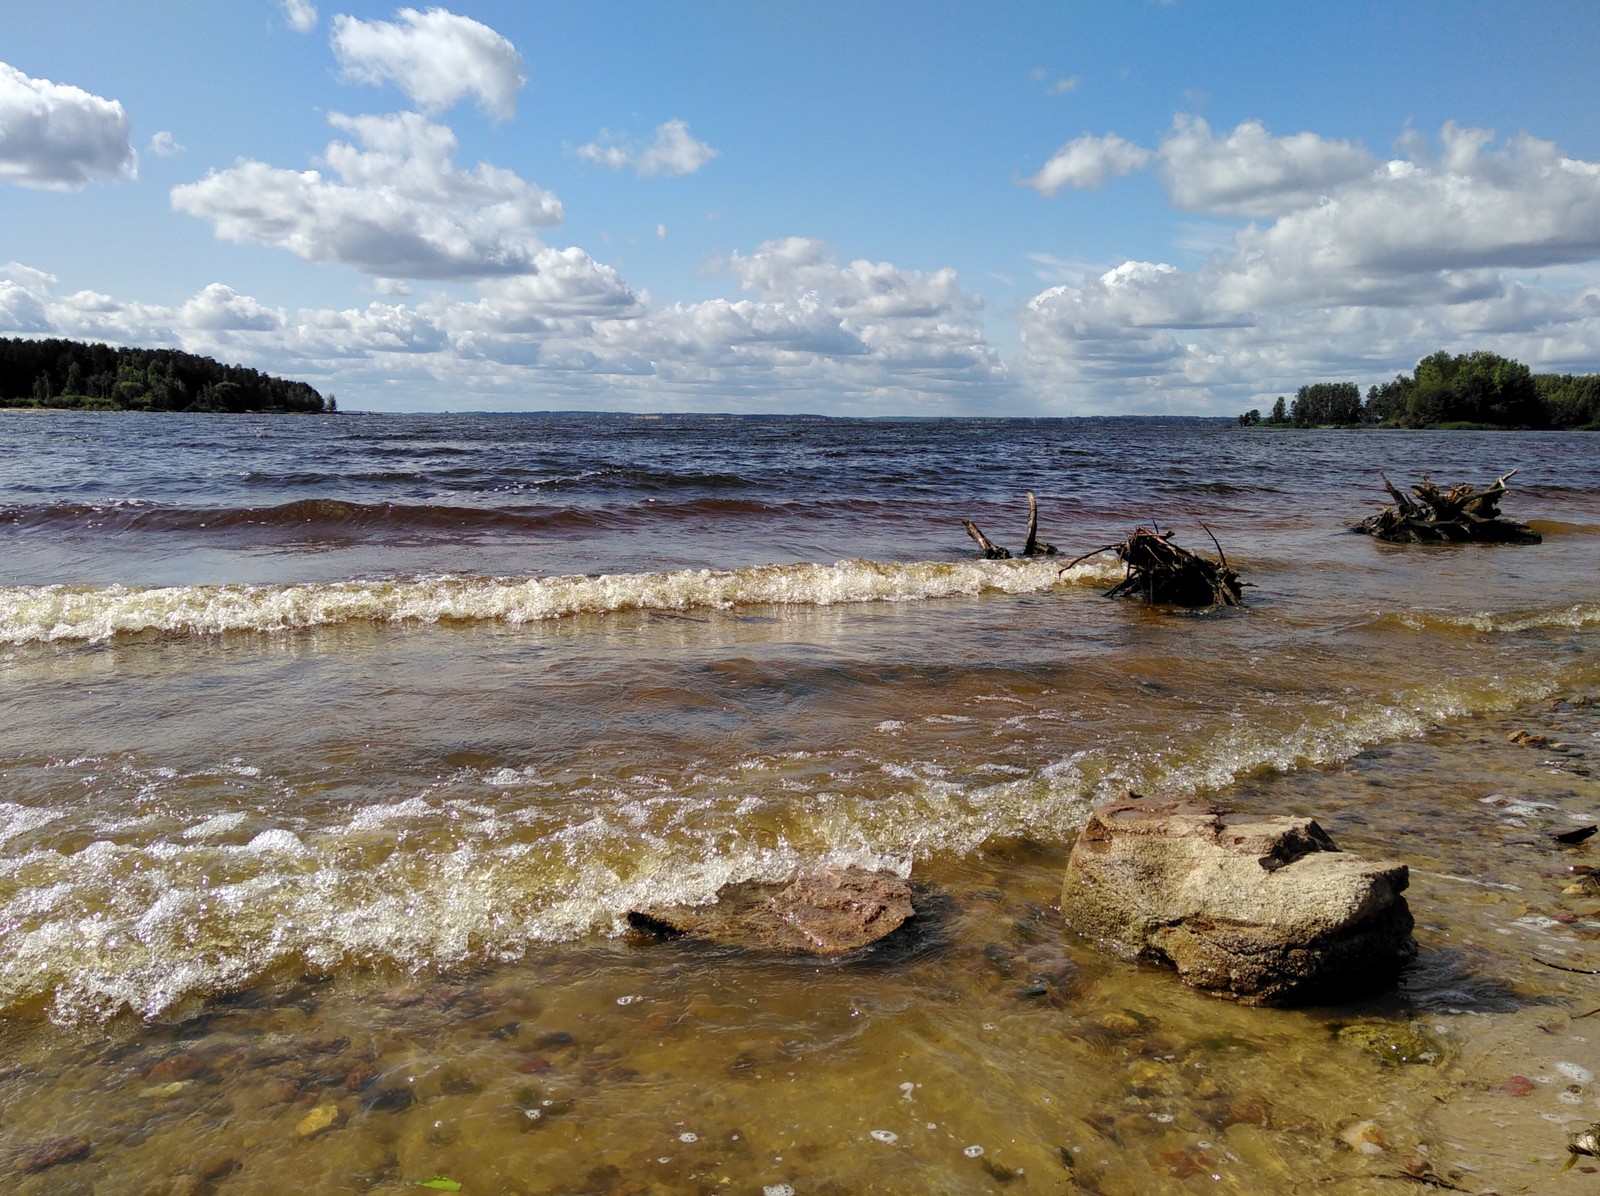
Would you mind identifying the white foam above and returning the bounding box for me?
[0,557,1081,645]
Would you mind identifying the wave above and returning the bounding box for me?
[4,647,1591,1027]
[0,557,1111,645]
[1388,602,1600,635]
[0,492,920,540]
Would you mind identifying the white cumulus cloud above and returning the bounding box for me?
[575,120,719,178]
[0,62,136,189]
[1019,122,1600,411]
[331,7,525,119]
[146,130,184,157]
[1020,132,1152,197]
[1157,114,1376,217]
[170,110,562,281]
[281,0,318,33]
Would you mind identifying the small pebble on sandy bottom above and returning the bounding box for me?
[1338,1119,1388,1155]
[19,1137,92,1173]
[295,1103,344,1137]
[964,1144,984,1157]
[763,1186,796,1196]
[869,1129,898,1144]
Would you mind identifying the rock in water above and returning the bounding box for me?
[1060,793,1416,1004]
[630,868,914,954]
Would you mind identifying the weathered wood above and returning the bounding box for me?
[1357,470,1540,543]
[963,492,1057,559]
[963,519,1011,559]
[1065,524,1246,608]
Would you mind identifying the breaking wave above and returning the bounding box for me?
[0,557,1112,645]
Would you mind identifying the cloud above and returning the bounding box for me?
[1018,122,1600,410]
[574,120,719,178]
[1157,114,1376,217]
[178,283,286,331]
[0,237,1009,413]
[1030,69,1080,95]
[1020,133,1151,197]
[281,0,317,33]
[170,110,562,281]
[146,130,184,157]
[330,7,525,119]
[0,62,136,189]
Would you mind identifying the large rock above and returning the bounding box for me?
[1061,793,1416,1004]
[629,868,915,955]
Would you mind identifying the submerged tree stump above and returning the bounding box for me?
[962,492,1058,559]
[1066,525,1246,608]
[1356,469,1541,544]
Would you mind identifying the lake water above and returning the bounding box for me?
[2,411,1598,1193]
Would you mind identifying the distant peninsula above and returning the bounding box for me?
[1,337,331,414]
[1239,349,1599,430]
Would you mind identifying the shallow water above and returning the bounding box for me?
[2,413,1598,1192]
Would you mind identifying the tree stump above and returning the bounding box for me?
[1066,525,1246,608]
[1356,470,1540,543]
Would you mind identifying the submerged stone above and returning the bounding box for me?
[1060,793,1416,1004]
[20,1136,91,1173]
[1333,1020,1445,1067]
[629,867,915,955]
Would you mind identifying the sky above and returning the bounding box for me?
[2,1,1599,416]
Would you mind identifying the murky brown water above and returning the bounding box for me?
[3,693,1598,1194]
[3,415,1599,1191]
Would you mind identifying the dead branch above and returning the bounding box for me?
[963,492,1058,560]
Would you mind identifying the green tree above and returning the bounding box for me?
[1291,382,1361,426]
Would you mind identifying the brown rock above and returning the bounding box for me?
[20,1136,92,1172]
[1061,793,1416,1004]
[629,867,915,954]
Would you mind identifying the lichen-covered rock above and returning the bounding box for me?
[1061,793,1416,1004]
[629,868,914,954]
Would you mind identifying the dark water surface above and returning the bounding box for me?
[2,412,1598,1193]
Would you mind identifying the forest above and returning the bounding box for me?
[1238,349,1600,430]
[0,337,330,414]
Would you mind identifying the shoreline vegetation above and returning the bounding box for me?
[1239,349,1600,430]
[0,337,330,414]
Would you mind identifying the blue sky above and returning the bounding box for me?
[3,1,1598,415]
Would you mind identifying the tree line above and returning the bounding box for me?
[1238,350,1600,430]
[0,337,331,414]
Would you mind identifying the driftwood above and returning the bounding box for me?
[963,492,1058,559]
[1065,524,1246,608]
[1356,470,1541,544]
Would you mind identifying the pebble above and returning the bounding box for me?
[1095,1012,1144,1037]
[870,1129,898,1144]
[964,1144,984,1157]
[20,1136,92,1173]
[1338,1120,1388,1155]
[1558,1062,1595,1084]
[138,1081,192,1099]
[763,1186,796,1196]
[1498,1075,1537,1096]
[362,1086,414,1113]
[295,1104,344,1138]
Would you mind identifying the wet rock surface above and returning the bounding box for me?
[1061,792,1417,1004]
[628,867,915,954]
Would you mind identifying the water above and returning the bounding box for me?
[2,411,1598,1193]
